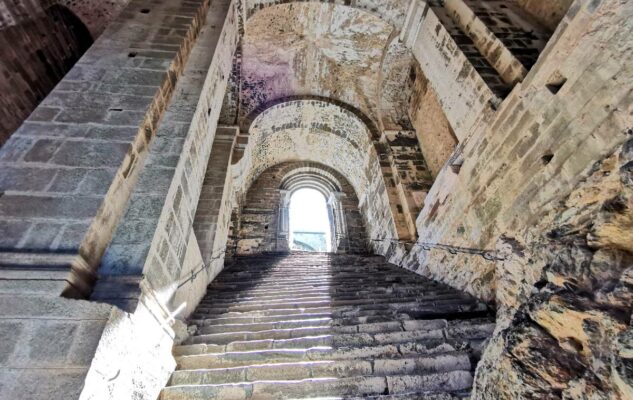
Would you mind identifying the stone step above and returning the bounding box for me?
[201,287,459,302]
[179,323,493,357]
[204,283,448,298]
[199,291,468,307]
[176,340,475,370]
[192,316,460,336]
[186,314,492,345]
[193,296,486,315]
[169,353,470,385]
[161,371,473,399]
[190,301,488,319]
[160,253,493,400]
[196,296,472,314]
[188,309,416,326]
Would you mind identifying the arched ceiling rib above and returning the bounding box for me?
[243,0,410,30]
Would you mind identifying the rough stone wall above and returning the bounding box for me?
[408,63,458,178]
[516,0,574,31]
[229,162,368,255]
[0,0,239,398]
[474,138,633,399]
[0,296,114,400]
[0,0,131,146]
[383,130,434,236]
[243,0,410,30]
[231,99,407,247]
[0,4,92,146]
[431,4,512,98]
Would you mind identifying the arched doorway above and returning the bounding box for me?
[288,188,331,252]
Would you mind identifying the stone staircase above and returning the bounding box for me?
[160,253,494,399]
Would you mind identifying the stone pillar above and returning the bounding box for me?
[401,0,496,140]
[91,0,239,312]
[0,0,221,298]
[276,189,291,252]
[328,191,348,253]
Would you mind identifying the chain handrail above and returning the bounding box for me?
[371,238,505,261]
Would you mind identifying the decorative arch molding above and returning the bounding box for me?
[241,95,381,139]
[276,162,353,252]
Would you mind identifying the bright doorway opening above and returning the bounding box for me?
[288,188,331,252]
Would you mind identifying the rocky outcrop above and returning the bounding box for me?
[474,138,633,399]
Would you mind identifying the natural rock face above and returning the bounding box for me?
[474,139,633,399]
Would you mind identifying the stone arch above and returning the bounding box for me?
[276,163,360,253]
[241,95,382,139]
[231,99,407,254]
[229,161,369,254]
[243,0,410,30]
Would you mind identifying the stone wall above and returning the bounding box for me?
[398,0,632,303]
[0,4,92,146]
[408,63,458,178]
[0,0,239,398]
[395,0,633,397]
[229,162,369,255]
[401,0,497,141]
[0,0,131,146]
[0,0,220,297]
[516,0,574,31]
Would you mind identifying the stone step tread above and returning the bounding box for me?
[200,288,458,301]
[194,297,478,314]
[175,342,474,370]
[193,299,488,316]
[169,353,471,385]
[160,372,473,399]
[185,318,494,346]
[178,328,488,357]
[199,292,470,305]
[192,317,454,335]
[187,309,418,326]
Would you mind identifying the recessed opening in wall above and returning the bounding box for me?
[546,73,567,95]
[289,188,331,252]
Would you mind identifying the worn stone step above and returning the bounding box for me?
[204,283,449,298]
[185,317,494,346]
[169,353,470,385]
[175,341,473,370]
[188,309,415,326]
[184,319,449,347]
[193,296,486,315]
[199,292,468,308]
[161,371,473,399]
[192,315,468,336]
[204,290,455,304]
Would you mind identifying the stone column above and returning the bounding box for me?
[328,191,347,253]
[276,189,291,252]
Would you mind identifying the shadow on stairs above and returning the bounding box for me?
[160,253,495,399]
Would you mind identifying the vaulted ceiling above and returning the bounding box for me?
[221,1,415,132]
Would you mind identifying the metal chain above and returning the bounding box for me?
[176,246,233,289]
[371,238,506,261]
